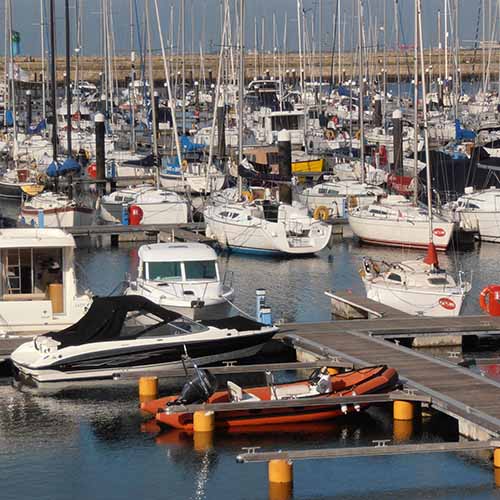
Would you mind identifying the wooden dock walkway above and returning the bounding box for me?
[281,322,500,438]
[67,222,204,237]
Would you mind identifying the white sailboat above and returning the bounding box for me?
[359,0,471,318]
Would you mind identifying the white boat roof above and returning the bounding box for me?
[138,243,217,262]
[0,228,75,248]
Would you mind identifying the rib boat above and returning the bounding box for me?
[141,365,399,429]
[11,296,278,385]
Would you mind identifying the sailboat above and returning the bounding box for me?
[359,0,471,318]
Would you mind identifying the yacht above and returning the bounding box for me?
[0,228,92,334]
[125,242,234,320]
[99,185,189,225]
[360,252,470,317]
[453,187,500,243]
[20,191,95,228]
[348,195,455,250]
[204,200,332,255]
[11,295,278,385]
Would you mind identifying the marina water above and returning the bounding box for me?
[2,237,500,499]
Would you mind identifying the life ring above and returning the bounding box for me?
[324,129,336,140]
[241,190,253,202]
[181,159,188,171]
[313,205,330,221]
[36,172,47,185]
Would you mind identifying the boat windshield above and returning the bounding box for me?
[147,262,182,281]
[184,261,217,280]
[139,317,209,337]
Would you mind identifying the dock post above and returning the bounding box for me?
[393,400,415,421]
[26,90,32,128]
[94,112,106,194]
[193,410,215,433]
[373,94,382,127]
[393,419,414,442]
[139,376,158,400]
[392,109,403,176]
[268,459,293,500]
[256,289,266,319]
[278,129,292,205]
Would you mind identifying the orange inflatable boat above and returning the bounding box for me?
[141,365,399,430]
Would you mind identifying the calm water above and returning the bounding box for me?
[2,233,500,499]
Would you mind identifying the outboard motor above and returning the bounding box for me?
[170,368,217,406]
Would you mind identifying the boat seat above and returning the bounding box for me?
[272,382,311,400]
[227,381,260,402]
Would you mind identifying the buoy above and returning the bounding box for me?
[479,285,500,316]
[269,482,293,500]
[268,459,293,485]
[313,205,330,221]
[393,400,414,421]
[139,376,158,398]
[193,410,215,433]
[128,204,144,225]
[87,162,97,179]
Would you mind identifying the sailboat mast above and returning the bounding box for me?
[181,0,186,134]
[49,0,57,163]
[417,0,433,240]
[145,0,158,189]
[238,0,244,196]
[413,0,418,205]
[40,0,47,124]
[65,0,72,157]
[358,0,365,183]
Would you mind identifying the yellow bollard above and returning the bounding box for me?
[393,419,413,442]
[268,459,293,484]
[193,410,215,433]
[393,400,414,421]
[139,376,158,399]
[494,449,500,468]
[269,482,293,500]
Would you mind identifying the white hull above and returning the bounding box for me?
[99,201,188,225]
[14,344,264,384]
[363,281,465,317]
[460,211,500,242]
[349,214,454,250]
[160,173,225,194]
[21,207,95,228]
[205,213,332,255]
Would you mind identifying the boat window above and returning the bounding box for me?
[271,114,299,130]
[184,261,217,280]
[147,261,182,281]
[2,247,63,300]
[427,277,449,286]
[466,202,480,209]
[387,273,402,282]
[369,209,387,216]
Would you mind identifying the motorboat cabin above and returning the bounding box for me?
[0,228,91,334]
[125,242,234,320]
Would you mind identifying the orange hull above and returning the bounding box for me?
[142,366,398,430]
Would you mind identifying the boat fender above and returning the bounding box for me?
[181,159,189,171]
[324,129,336,140]
[241,190,254,202]
[313,205,330,221]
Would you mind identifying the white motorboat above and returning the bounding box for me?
[20,191,95,228]
[99,185,189,225]
[359,252,470,317]
[0,228,92,334]
[125,242,234,320]
[453,187,500,243]
[204,200,332,255]
[348,195,455,250]
[11,295,277,385]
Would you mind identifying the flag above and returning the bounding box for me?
[11,31,20,56]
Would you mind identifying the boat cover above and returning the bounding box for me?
[44,296,182,348]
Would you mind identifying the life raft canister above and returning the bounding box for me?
[479,285,500,316]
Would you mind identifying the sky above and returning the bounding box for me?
[1,0,491,57]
